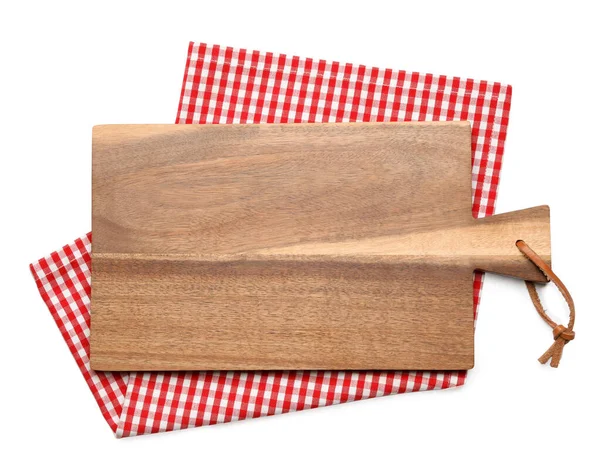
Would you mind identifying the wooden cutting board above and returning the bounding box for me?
[90,122,550,371]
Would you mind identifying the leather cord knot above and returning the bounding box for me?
[516,240,576,368]
[553,324,575,342]
[536,324,575,368]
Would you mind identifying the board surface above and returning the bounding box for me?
[91,122,551,371]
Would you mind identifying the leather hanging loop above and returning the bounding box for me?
[516,240,575,368]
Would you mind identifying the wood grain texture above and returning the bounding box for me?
[90,122,551,371]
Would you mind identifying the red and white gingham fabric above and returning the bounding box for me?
[30,42,512,437]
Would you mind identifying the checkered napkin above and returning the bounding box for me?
[30,42,512,437]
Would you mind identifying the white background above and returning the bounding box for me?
[1,0,598,456]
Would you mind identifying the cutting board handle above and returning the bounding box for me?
[472,205,550,282]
